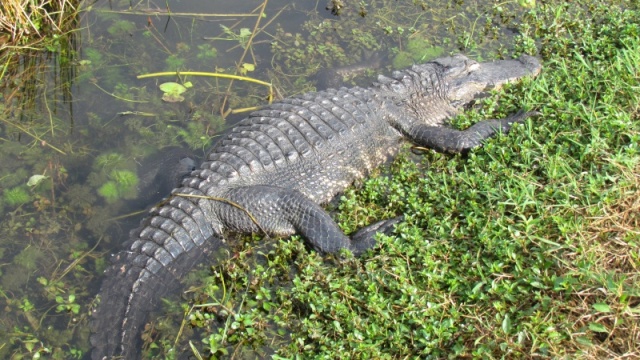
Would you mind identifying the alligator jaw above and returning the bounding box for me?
[441,55,542,107]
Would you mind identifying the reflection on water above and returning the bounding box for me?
[0,0,529,357]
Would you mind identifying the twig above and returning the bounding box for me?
[0,118,66,154]
[96,9,260,17]
[174,193,269,237]
[137,71,271,87]
[50,236,103,285]
[220,0,270,115]
[136,71,273,109]
[91,81,149,103]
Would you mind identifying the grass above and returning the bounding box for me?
[0,0,80,50]
[0,0,82,156]
[148,2,640,359]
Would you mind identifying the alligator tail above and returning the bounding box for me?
[90,192,218,360]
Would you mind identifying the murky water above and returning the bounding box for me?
[0,0,530,357]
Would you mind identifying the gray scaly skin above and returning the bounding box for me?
[90,54,541,359]
[135,147,198,206]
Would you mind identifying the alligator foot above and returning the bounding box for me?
[406,110,539,153]
[349,216,404,256]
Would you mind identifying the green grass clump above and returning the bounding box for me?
[3,186,31,207]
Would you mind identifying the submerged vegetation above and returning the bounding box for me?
[0,0,638,358]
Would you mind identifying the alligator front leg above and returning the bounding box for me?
[406,111,537,153]
[217,185,400,256]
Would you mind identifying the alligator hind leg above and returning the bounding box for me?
[216,185,400,256]
[406,111,537,153]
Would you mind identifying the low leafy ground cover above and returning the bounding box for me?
[147,3,640,359]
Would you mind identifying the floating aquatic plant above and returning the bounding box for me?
[159,81,192,103]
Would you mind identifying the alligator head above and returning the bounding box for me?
[375,54,541,126]
[430,54,542,108]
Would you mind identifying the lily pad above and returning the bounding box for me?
[239,63,256,76]
[159,82,188,102]
[159,82,187,95]
[242,63,255,72]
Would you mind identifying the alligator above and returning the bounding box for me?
[315,52,387,89]
[90,54,541,359]
[135,147,198,206]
